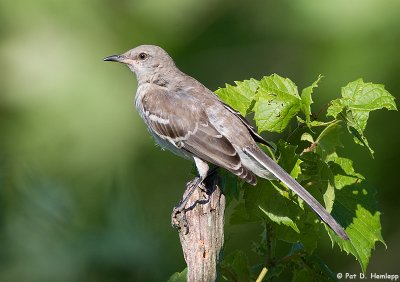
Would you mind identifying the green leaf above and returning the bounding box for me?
[246,141,320,250]
[327,79,397,156]
[292,254,337,282]
[299,152,335,213]
[220,250,251,282]
[215,78,259,116]
[221,76,390,276]
[297,116,337,128]
[253,74,302,133]
[290,159,303,180]
[297,211,321,253]
[314,121,344,160]
[230,202,252,225]
[244,181,301,233]
[262,264,287,281]
[277,140,299,175]
[300,132,314,143]
[326,99,343,118]
[326,153,385,272]
[167,268,187,282]
[300,75,323,127]
[277,140,302,179]
[328,153,364,189]
[272,208,320,253]
[219,168,243,201]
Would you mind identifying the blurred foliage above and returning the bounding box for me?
[0,0,399,281]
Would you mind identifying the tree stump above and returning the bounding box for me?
[171,173,225,282]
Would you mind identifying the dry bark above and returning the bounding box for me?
[172,174,225,282]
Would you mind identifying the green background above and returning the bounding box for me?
[0,0,398,280]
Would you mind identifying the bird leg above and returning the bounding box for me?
[171,167,218,233]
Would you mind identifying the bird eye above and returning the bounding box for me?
[138,52,148,60]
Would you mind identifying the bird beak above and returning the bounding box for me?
[103,54,132,64]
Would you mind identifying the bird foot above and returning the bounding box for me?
[171,177,203,234]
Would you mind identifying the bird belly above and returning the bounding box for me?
[135,92,192,160]
[149,130,192,160]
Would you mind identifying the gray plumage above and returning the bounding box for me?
[104,45,349,240]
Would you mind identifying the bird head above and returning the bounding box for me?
[104,45,176,82]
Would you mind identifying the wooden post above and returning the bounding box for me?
[171,173,225,282]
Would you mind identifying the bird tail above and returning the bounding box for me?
[244,148,349,240]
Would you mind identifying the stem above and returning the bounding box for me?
[220,267,238,282]
[277,251,304,265]
[308,119,339,127]
[286,123,303,142]
[256,222,276,282]
[265,222,276,268]
[255,267,268,282]
[315,101,331,120]
[265,145,277,163]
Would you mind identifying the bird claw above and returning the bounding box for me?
[171,177,202,234]
[171,206,189,234]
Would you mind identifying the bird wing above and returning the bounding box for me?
[140,87,256,184]
[220,102,276,149]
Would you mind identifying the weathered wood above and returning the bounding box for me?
[171,174,225,282]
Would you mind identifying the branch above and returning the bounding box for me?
[171,173,225,282]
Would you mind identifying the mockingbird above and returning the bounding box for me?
[104,45,349,240]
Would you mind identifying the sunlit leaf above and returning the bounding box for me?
[244,181,301,233]
[215,78,259,116]
[327,79,397,156]
[253,74,301,133]
[300,132,314,143]
[314,121,344,160]
[326,154,385,272]
[297,116,336,127]
[300,75,323,127]
[167,268,187,282]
